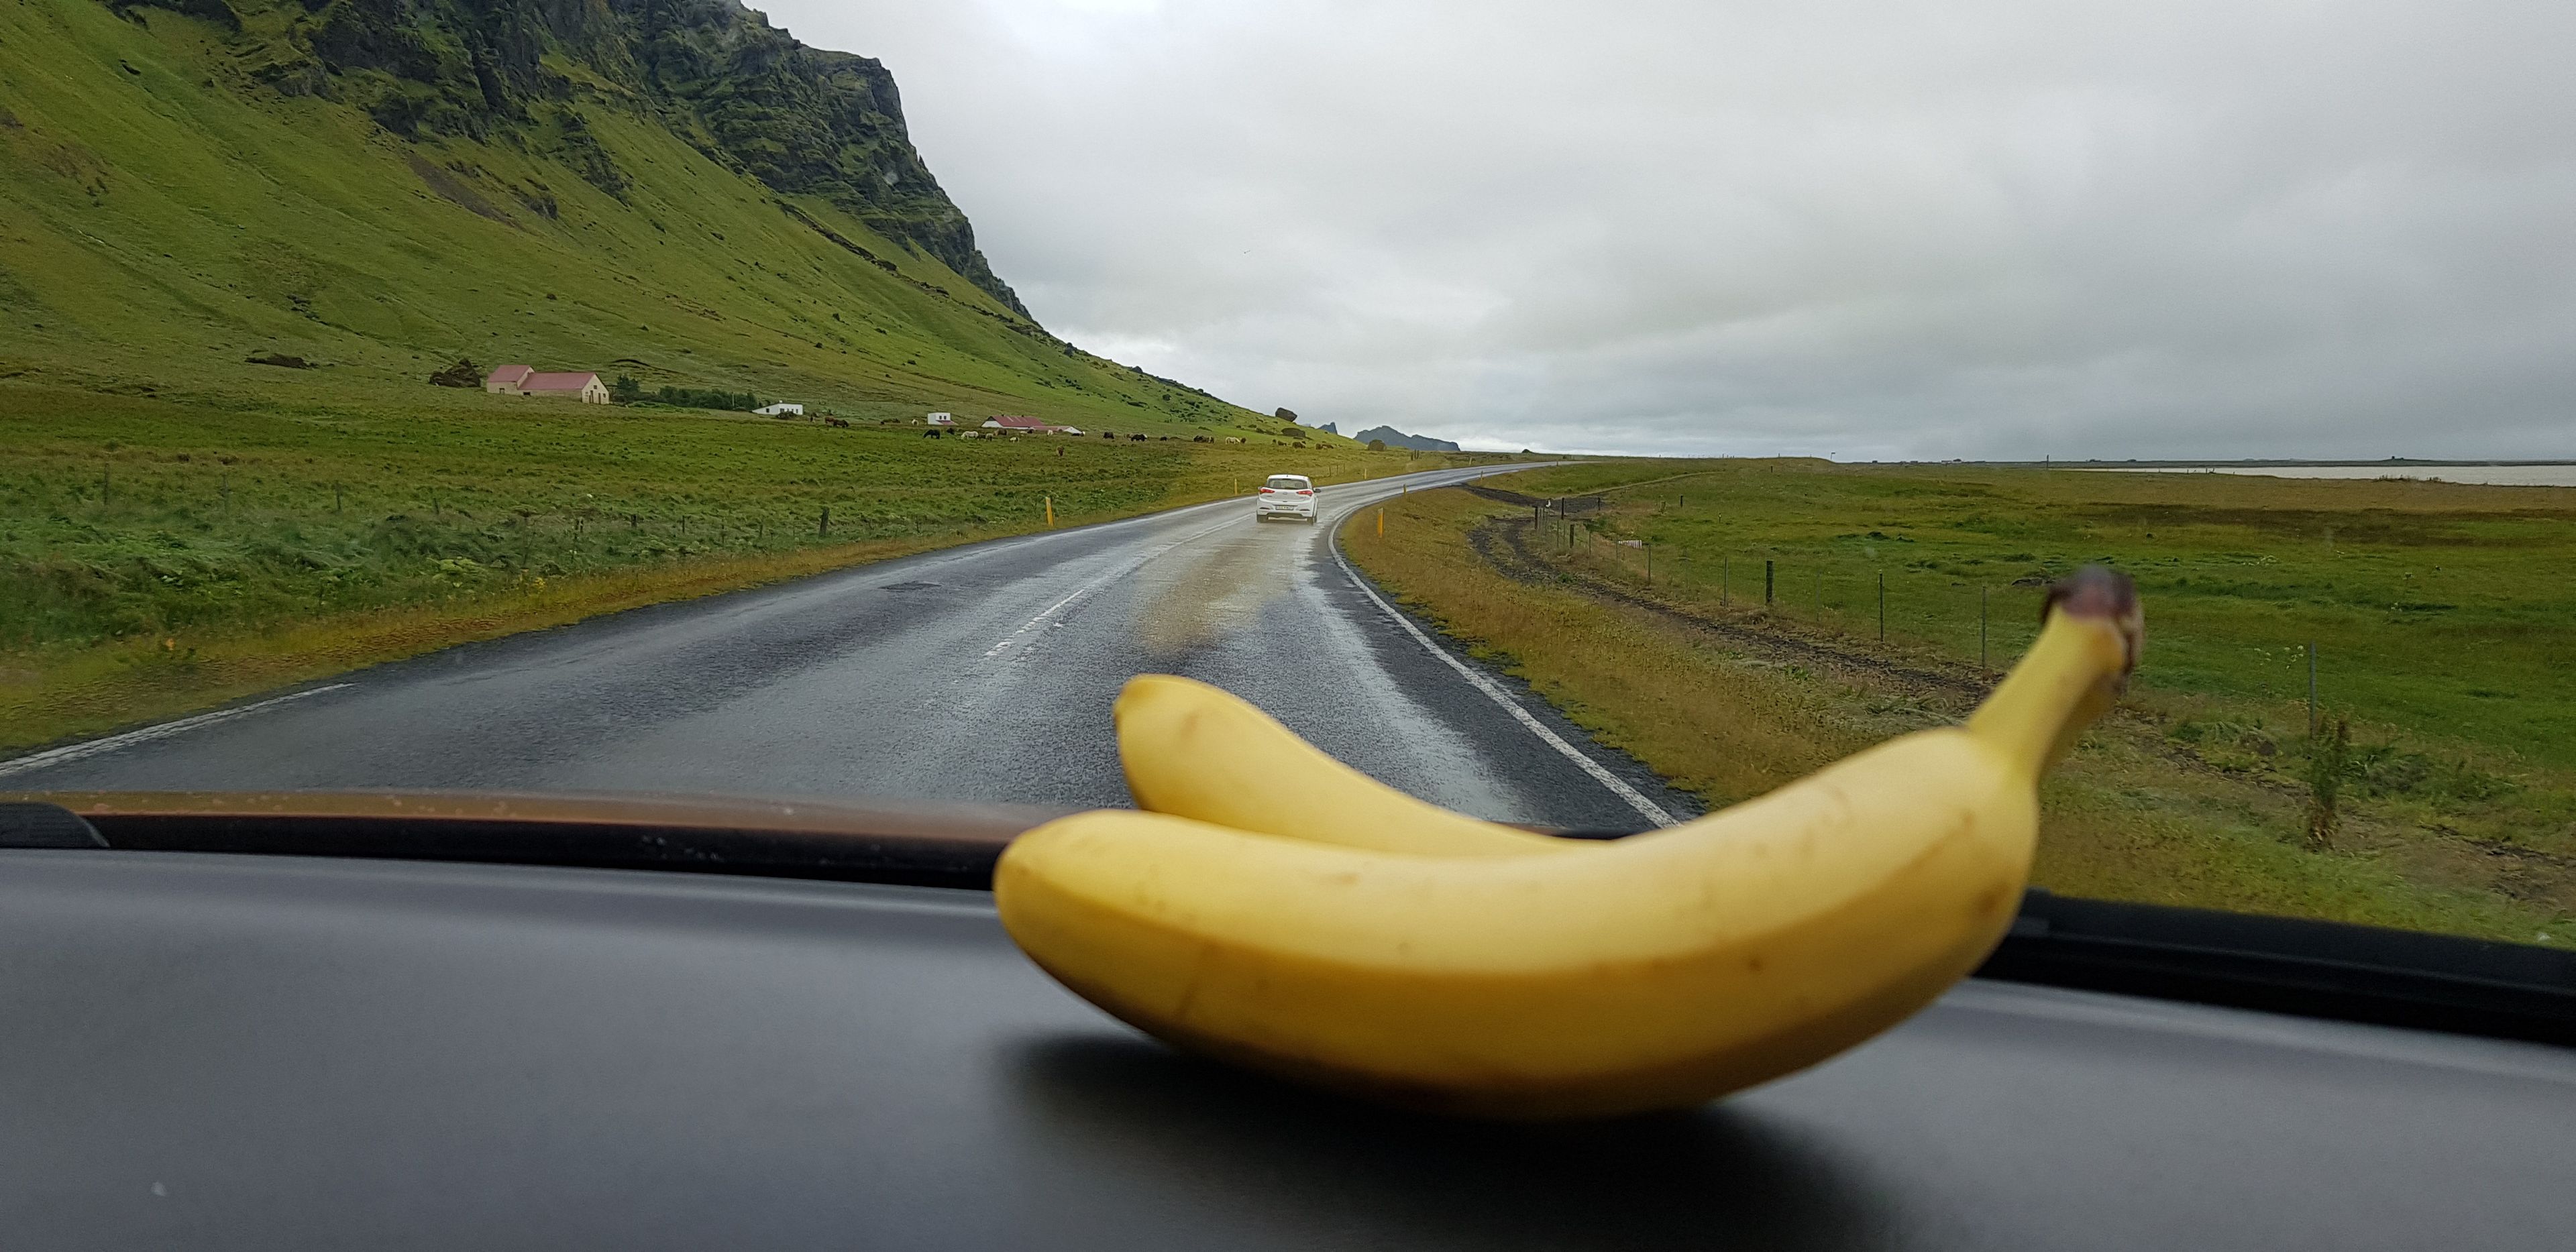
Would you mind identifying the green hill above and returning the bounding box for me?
[0,0,1323,439]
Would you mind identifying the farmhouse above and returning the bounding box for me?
[755,402,804,416]
[925,412,956,426]
[486,364,608,404]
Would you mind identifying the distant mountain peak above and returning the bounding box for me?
[1355,425,1461,452]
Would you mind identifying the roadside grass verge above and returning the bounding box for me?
[1340,477,2575,948]
[1,382,1501,751]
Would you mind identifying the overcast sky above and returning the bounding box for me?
[767,1,2575,459]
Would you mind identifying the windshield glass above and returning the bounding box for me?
[2,1,2566,959]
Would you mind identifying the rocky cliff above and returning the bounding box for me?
[111,0,1029,317]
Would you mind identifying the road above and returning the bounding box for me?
[2,466,1695,830]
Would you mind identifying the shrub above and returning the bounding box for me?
[649,386,759,412]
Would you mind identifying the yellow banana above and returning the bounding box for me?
[1115,673,1578,857]
[998,568,2140,1119]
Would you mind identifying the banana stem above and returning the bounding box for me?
[1965,569,2140,777]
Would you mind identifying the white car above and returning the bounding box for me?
[1256,473,1317,522]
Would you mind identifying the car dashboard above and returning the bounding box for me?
[2,794,2571,1251]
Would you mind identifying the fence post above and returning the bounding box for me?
[1644,543,1650,587]
[335,486,343,514]
[1980,585,1990,673]
[101,464,110,508]
[1721,555,1729,606]
[2308,642,2318,736]
[1764,559,1774,607]
[819,506,829,537]
[1878,572,1886,643]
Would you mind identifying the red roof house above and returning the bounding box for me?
[486,365,608,404]
[521,372,609,404]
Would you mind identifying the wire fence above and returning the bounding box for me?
[1534,514,2362,744]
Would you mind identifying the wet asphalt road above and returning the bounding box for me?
[1,466,1695,829]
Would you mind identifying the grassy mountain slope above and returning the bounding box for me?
[0,0,1320,439]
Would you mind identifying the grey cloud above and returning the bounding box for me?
[775,0,2576,457]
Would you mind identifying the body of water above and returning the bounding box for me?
[2082,465,2576,488]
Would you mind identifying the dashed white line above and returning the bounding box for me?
[981,513,1245,660]
[0,683,355,780]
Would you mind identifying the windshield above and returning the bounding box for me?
[2,0,2567,961]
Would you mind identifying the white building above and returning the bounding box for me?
[755,402,804,417]
[926,412,955,426]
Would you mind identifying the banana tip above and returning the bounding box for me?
[2044,566,2142,677]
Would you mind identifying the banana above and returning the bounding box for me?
[1115,673,1578,857]
[998,568,2140,1119]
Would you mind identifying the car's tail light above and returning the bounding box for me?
[1297,490,1313,496]
[1259,488,1275,494]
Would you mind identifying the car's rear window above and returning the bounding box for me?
[1267,476,1311,490]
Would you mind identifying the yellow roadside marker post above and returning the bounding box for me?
[1377,508,1385,537]
[1045,496,1055,527]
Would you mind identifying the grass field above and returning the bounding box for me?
[0,380,1487,751]
[1340,461,2576,947]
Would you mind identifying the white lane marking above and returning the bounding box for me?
[981,514,1244,659]
[1329,541,1677,828]
[0,683,355,779]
